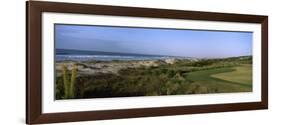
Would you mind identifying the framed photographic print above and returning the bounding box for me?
[26,1,268,124]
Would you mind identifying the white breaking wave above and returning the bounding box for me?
[56,54,174,61]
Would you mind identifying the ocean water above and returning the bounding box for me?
[56,54,172,61]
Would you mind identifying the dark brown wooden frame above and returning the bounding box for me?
[26,1,268,124]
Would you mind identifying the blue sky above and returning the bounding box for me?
[55,24,252,58]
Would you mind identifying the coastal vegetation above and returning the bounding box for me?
[55,56,252,100]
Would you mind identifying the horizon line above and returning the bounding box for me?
[56,48,252,59]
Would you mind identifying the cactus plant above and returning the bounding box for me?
[69,64,77,98]
[62,64,69,98]
[61,64,77,99]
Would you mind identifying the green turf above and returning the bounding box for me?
[211,64,252,85]
[184,66,252,94]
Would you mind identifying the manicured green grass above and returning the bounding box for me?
[184,66,252,93]
[211,64,252,85]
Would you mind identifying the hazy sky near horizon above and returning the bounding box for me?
[55,24,252,58]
